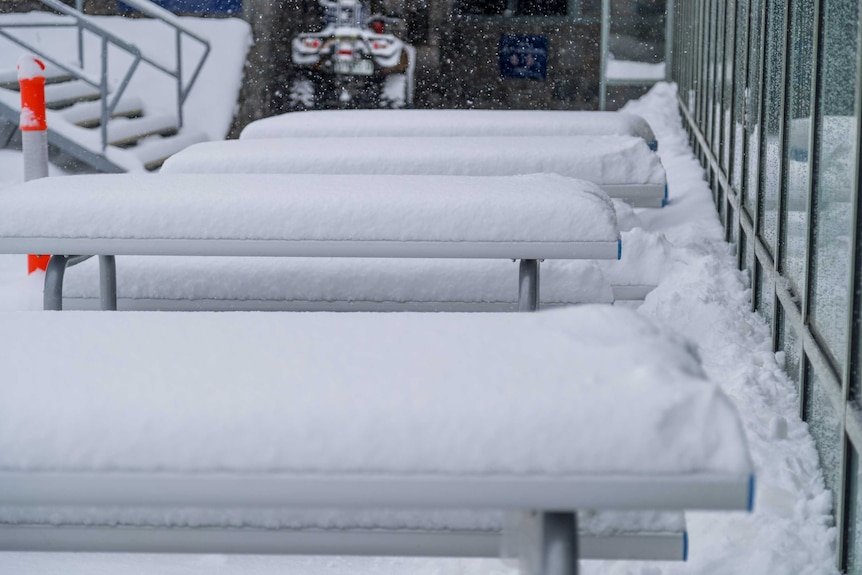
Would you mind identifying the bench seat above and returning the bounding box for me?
[161,136,668,208]
[0,307,753,503]
[0,172,619,257]
[238,109,659,151]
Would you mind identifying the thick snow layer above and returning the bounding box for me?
[60,257,615,311]
[161,136,666,186]
[0,82,841,574]
[15,53,44,80]
[607,58,666,81]
[0,173,618,244]
[239,109,657,146]
[0,306,750,476]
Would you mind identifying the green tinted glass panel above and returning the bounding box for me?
[758,0,785,256]
[809,0,859,367]
[781,0,815,298]
[804,363,843,517]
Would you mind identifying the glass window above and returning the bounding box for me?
[731,0,749,195]
[809,0,859,368]
[744,0,763,216]
[456,0,507,15]
[711,0,725,154]
[756,260,774,328]
[845,444,862,573]
[581,0,601,17]
[516,0,567,16]
[758,0,785,256]
[778,305,803,390]
[456,0,568,16]
[780,0,815,299]
[721,0,735,173]
[804,362,844,517]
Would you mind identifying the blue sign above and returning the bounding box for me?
[119,0,241,14]
[498,35,548,81]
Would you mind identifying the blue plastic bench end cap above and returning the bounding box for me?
[683,530,689,561]
[748,474,756,512]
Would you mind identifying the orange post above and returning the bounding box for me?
[18,54,49,274]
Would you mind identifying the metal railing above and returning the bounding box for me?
[0,0,210,151]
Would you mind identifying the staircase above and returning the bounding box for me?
[0,0,211,172]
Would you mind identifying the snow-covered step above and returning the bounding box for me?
[60,96,144,127]
[0,63,76,89]
[43,80,103,109]
[130,128,209,171]
[105,113,178,147]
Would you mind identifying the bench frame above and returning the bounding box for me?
[43,255,548,313]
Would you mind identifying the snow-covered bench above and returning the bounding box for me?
[0,307,754,573]
[239,109,659,151]
[161,135,668,208]
[0,172,621,311]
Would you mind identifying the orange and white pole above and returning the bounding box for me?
[18,54,50,274]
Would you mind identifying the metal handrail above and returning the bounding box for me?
[0,0,210,150]
[109,0,211,129]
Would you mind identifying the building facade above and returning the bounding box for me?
[673,0,862,571]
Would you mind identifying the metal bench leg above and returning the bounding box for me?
[99,256,117,311]
[518,259,540,312]
[43,255,70,311]
[518,511,578,575]
[539,512,578,575]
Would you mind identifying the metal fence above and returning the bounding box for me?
[672,0,862,571]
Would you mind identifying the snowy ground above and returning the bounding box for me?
[0,83,839,575]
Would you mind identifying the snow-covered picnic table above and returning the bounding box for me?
[0,306,753,573]
[161,135,668,208]
[238,109,659,151]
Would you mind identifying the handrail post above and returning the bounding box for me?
[75,0,84,67]
[176,28,183,129]
[599,0,610,111]
[100,35,108,151]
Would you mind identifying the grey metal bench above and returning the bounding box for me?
[0,172,621,311]
[161,135,668,208]
[238,109,659,152]
[0,307,753,574]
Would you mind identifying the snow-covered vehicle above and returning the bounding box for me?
[290,0,414,110]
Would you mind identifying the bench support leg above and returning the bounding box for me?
[518,511,578,575]
[539,512,578,575]
[43,255,69,311]
[99,256,117,311]
[518,259,540,312]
